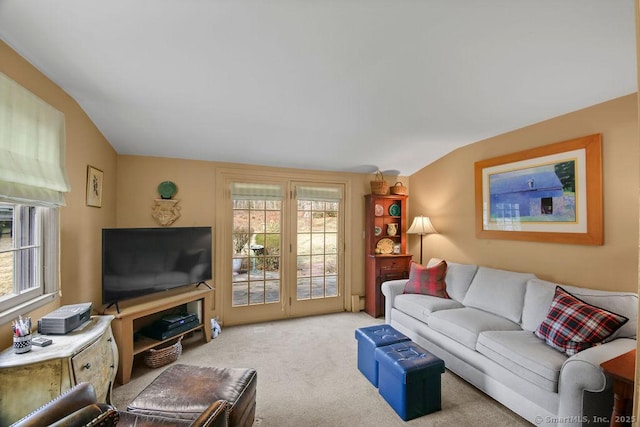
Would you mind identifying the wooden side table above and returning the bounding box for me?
[0,316,117,425]
[365,254,411,317]
[600,349,636,427]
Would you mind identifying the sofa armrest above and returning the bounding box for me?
[50,403,118,427]
[12,382,99,427]
[557,338,637,426]
[192,399,228,427]
[381,279,407,323]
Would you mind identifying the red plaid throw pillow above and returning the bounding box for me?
[534,286,628,356]
[402,260,449,298]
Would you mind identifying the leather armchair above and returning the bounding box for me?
[11,383,118,427]
[11,382,228,427]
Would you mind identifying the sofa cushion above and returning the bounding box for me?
[428,307,522,349]
[427,258,478,302]
[477,330,567,392]
[521,278,557,332]
[522,278,638,341]
[394,294,464,323]
[534,286,628,356]
[403,260,449,298]
[461,267,535,323]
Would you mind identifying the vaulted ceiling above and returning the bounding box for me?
[0,1,636,175]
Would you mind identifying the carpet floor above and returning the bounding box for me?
[112,311,530,426]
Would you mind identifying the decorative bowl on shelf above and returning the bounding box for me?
[374,204,384,216]
[374,226,382,236]
[388,203,400,216]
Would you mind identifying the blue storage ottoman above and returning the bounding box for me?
[355,324,410,387]
[375,341,445,421]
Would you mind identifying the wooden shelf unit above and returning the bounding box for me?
[364,194,412,317]
[104,287,212,384]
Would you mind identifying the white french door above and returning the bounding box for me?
[227,182,285,323]
[223,179,344,324]
[289,184,344,316]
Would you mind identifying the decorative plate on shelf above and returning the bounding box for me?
[374,204,384,216]
[158,181,178,199]
[374,226,382,236]
[376,238,394,254]
[388,203,400,216]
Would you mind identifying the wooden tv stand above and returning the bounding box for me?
[103,288,212,384]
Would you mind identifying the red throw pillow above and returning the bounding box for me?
[534,286,628,356]
[403,260,449,298]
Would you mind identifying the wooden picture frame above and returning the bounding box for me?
[474,134,603,245]
[86,165,103,208]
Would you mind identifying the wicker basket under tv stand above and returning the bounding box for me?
[103,287,212,384]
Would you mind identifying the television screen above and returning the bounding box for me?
[102,226,212,305]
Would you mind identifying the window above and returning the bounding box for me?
[223,176,346,323]
[0,72,68,323]
[295,186,341,300]
[0,202,58,321]
[231,183,284,307]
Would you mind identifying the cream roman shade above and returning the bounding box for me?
[230,182,284,200]
[0,72,70,206]
[295,185,343,202]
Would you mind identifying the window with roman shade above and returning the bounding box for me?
[0,72,69,322]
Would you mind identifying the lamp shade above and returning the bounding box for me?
[407,216,437,235]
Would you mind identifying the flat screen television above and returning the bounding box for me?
[102,226,212,308]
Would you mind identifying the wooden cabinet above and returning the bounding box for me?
[364,194,412,317]
[0,316,117,425]
[104,287,212,385]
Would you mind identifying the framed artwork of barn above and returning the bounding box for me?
[474,133,603,245]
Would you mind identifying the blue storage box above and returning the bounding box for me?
[375,341,445,421]
[355,324,410,387]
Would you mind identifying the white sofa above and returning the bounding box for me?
[381,258,638,427]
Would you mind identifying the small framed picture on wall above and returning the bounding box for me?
[86,165,103,208]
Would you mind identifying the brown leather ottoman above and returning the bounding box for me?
[127,364,257,427]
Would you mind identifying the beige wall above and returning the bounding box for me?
[0,41,118,349]
[409,94,639,292]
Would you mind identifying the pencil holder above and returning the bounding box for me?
[13,334,32,354]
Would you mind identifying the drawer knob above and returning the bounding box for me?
[82,363,91,370]
[108,338,113,342]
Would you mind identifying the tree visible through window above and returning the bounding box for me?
[231,199,282,306]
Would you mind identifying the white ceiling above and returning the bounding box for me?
[0,1,636,175]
